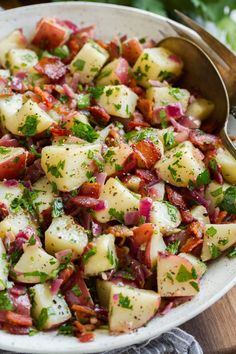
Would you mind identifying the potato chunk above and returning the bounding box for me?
[190,205,210,224]
[133,47,183,87]
[109,284,161,332]
[0,29,27,67]
[201,224,236,261]
[186,98,215,121]
[0,239,8,290]
[97,85,138,118]
[13,245,59,283]
[145,226,166,268]
[155,141,205,187]
[41,143,101,192]
[179,253,206,278]
[96,280,113,309]
[215,147,236,185]
[5,99,54,136]
[32,177,55,215]
[94,177,140,223]
[0,94,23,131]
[30,283,71,329]
[146,86,190,112]
[205,181,230,209]
[70,41,109,83]
[96,58,129,86]
[45,215,88,255]
[150,201,181,232]
[0,211,37,240]
[0,181,23,211]
[157,252,200,297]
[0,147,28,180]
[84,234,118,276]
[104,143,133,176]
[8,49,38,74]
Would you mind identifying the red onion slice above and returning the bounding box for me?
[139,197,153,222]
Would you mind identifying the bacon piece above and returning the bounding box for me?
[133,223,154,246]
[79,182,101,199]
[34,86,56,109]
[79,332,95,342]
[24,158,44,183]
[127,111,150,130]
[135,169,158,184]
[166,185,187,210]
[133,139,161,169]
[180,237,203,253]
[69,196,104,210]
[58,267,74,286]
[137,98,153,122]
[189,130,221,151]
[34,57,66,81]
[6,312,32,327]
[62,272,94,307]
[122,38,143,65]
[106,225,133,238]
[107,37,121,59]
[0,135,19,147]
[215,210,228,224]
[89,106,111,125]
[51,127,70,137]
[187,221,204,239]
[180,209,195,224]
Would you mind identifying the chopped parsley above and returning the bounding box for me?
[29,145,41,158]
[219,186,236,214]
[196,169,211,187]
[72,121,99,143]
[83,247,97,263]
[108,208,124,223]
[98,68,112,80]
[73,58,86,71]
[51,198,64,218]
[209,244,221,259]
[163,131,176,150]
[210,187,223,197]
[165,202,177,223]
[114,103,121,111]
[159,109,167,128]
[166,240,180,255]
[208,158,218,172]
[19,115,39,136]
[107,248,117,266]
[227,247,236,259]
[0,147,10,154]
[36,307,53,330]
[88,86,104,99]
[77,94,90,109]
[190,281,200,292]
[158,70,174,81]
[28,235,36,246]
[23,271,48,283]
[71,285,82,297]
[168,165,178,182]
[53,45,70,59]
[118,293,133,310]
[58,323,75,336]
[0,290,14,311]
[169,87,184,101]
[176,264,197,282]
[133,66,146,81]
[46,160,65,178]
[104,149,115,164]
[206,226,217,237]
[125,128,159,144]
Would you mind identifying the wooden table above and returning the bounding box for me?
[1,1,236,353]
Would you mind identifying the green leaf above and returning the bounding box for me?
[176,264,197,282]
[19,115,39,136]
[164,201,178,222]
[73,58,86,71]
[52,198,64,218]
[210,187,223,197]
[0,290,14,311]
[71,285,82,297]
[166,240,180,254]
[163,131,176,150]
[46,160,65,178]
[220,186,236,214]
[118,293,133,309]
[227,247,236,259]
[209,244,221,259]
[77,94,91,109]
[58,323,75,336]
[206,226,217,237]
[83,247,97,263]
[88,86,104,99]
[36,307,53,330]
[0,147,11,154]
[108,208,124,223]
[196,169,211,187]
[53,45,70,59]
[72,121,99,142]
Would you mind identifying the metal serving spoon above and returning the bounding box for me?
[158,11,236,158]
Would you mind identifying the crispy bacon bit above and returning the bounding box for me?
[105,128,123,147]
[187,221,204,239]
[137,98,153,122]
[122,38,143,65]
[215,210,228,224]
[34,86,56,109]
[89,106,111,125]
[107,37,121,59]
[72,305,96,316]
[68,196,104,210]
[135,169,158,184]
[127,111,150,130]
[79,182,101,199]
[34,57,67,81]
[58,267,74,286]
[106,225,133,238]
[133,139,161,169]
[79,332,95,342]
[51,127,70,137]
[166,185,187,210]
[133,223,154,246]
[24,158,44,183]
[5,312,32,327]
[180,237,203,254]
[189,130,221,151]
[180,209,195,224]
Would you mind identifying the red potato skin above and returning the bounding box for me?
[122,38,143,65]
[32,19,69,50]
[0,151,27,180]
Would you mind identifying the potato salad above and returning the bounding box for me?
[0,17,235,342]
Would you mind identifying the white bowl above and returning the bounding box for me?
[0,2,235,353]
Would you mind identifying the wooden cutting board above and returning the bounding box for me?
[1,1,236,353]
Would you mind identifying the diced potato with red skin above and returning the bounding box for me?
[97,85,138,119]
[104,143,133,176]
[201,224,236,261]
[32,177,55,215]
[146,86,190,112]
[186,98,215,121]
[157,252,200,297]
[0,29,27,67]
[6,99,54,137]
[205,181,230,209]
[215,147,236,185]
[109,284,161,333]
[70,41,109,84]
[0,211,37,240]
[122,38,143,65]
[179,253,206,278]
[0,147,28,180]
[150,201,181,232]
[133,47,183,88]
[32,18,70,50]
[144,226,166,268]
[96,58,129,86]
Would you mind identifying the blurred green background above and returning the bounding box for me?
[2,0,236,50]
